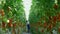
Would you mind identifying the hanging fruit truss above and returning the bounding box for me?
[0,0,26,34]
[29,0,60,34]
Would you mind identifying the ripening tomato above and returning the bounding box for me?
[36,27,38,31]
[12,29,16,34]
[54,4,58,9]
[43,22,47,28]
[53,23,56,27]
[57,13,60,21]
[1,9,5,16]
[7,6,11,11]
[37,22,41,26]
[49,16,52,20]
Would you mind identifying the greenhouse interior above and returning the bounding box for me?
[0,0,60,34]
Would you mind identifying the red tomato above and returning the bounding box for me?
[13,23,16,27]
[8,23,13,27]
[2,21,6,28]
[48,24,53,30]
[53,16,57,23]
[9,19,12,23]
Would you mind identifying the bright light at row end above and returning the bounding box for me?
[22,0,32,20]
